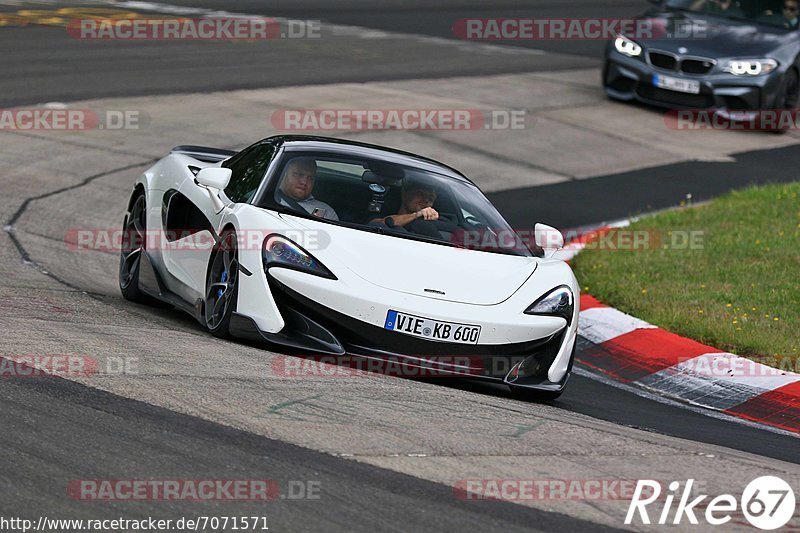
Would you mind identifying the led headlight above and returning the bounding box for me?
[723,59,778,76]
[614,35,642,58]
[524,286,574,325]
[262,234,336,279]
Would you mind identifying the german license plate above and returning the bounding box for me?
[384,310,481,344]
[653,74,700,94]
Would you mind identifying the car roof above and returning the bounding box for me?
[261,135,477,186]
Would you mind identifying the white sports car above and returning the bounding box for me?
[119,136,579,399]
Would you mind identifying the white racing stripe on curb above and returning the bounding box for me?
[638,369,774,411]
[578,307,656,345]
[680,353,800,389]
[574,365,800,438]
[637,353,800,411]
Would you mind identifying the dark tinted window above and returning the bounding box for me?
[261,150,535,257]
[222,142,276,203]
[666,0,795,27]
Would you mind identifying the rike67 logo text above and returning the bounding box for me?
[626,476,795,530]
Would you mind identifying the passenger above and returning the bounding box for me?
[783,0,800,28]
[276,157,339,221]
[704,0,743,16]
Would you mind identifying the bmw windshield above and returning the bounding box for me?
[665,0,800,28]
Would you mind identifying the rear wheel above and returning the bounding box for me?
[205,230,239,338]
[119,192,150,303]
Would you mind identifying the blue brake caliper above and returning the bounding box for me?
[218,270,228,299]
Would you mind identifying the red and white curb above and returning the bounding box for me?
[560,221,800,434]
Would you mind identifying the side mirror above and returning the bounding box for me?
[534,223,564,258]
[195,167,231,190]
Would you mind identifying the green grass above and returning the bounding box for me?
[572,182,800,366]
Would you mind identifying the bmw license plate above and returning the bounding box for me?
[653,74,700,94]
[384,310,481,344]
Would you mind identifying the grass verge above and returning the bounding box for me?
[572,182,800,367]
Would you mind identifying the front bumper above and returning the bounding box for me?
[603,49,785,110]
[231,277,576,392]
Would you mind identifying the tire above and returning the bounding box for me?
[205,229,239,338]
[119,191,151,303]
[779,68,799,110]
[771,68,800,134]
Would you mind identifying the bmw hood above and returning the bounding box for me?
[633,11,792,57]
[280,214,537,306]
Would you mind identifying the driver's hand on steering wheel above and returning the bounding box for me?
[415,207,439,221]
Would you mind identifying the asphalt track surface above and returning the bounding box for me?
[0,0,632,107]
[0,370,618,532]
[2,0,800,530]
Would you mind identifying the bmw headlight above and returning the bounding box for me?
[723,59,778,76]
[614,35,642,58]
[525,286,574,325]
[262,234,336,280]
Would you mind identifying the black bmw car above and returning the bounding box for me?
[603,0,800,113]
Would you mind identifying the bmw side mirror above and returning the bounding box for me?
[534,223,564,258]
[195,167,232,190]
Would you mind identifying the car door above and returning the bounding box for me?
[163,142,277,301]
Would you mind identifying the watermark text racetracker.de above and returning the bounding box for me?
[269,354,528,379]
[67,479,320,501]
[0,108,147,131]
[271,109,527,131]
[0,354,138,378]
[666,109,800,131]
[65,227,705,253]
[453,227,705,252]
[454,478,662,501]
[68,17,321,40]
[559,228,706,251]
[65,228,330,252]
[676,355,800,379]
[453,17,707,40]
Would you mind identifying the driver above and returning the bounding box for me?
[701,0,742,15]
[371,180,439,229]
[784,0,800,28]
[276,157,339,221]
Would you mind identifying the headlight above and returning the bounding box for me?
[722,59,778,76]
[614,35,642,58]
[262,234,336,280]
[524,286,574,325]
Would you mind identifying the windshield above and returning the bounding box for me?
[258,150,537,257]
[665,0,799,27]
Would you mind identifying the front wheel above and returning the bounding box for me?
[205,230,239,338]
[771,68,800,134]
[119,192,150,303]
[779,68,799,110]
